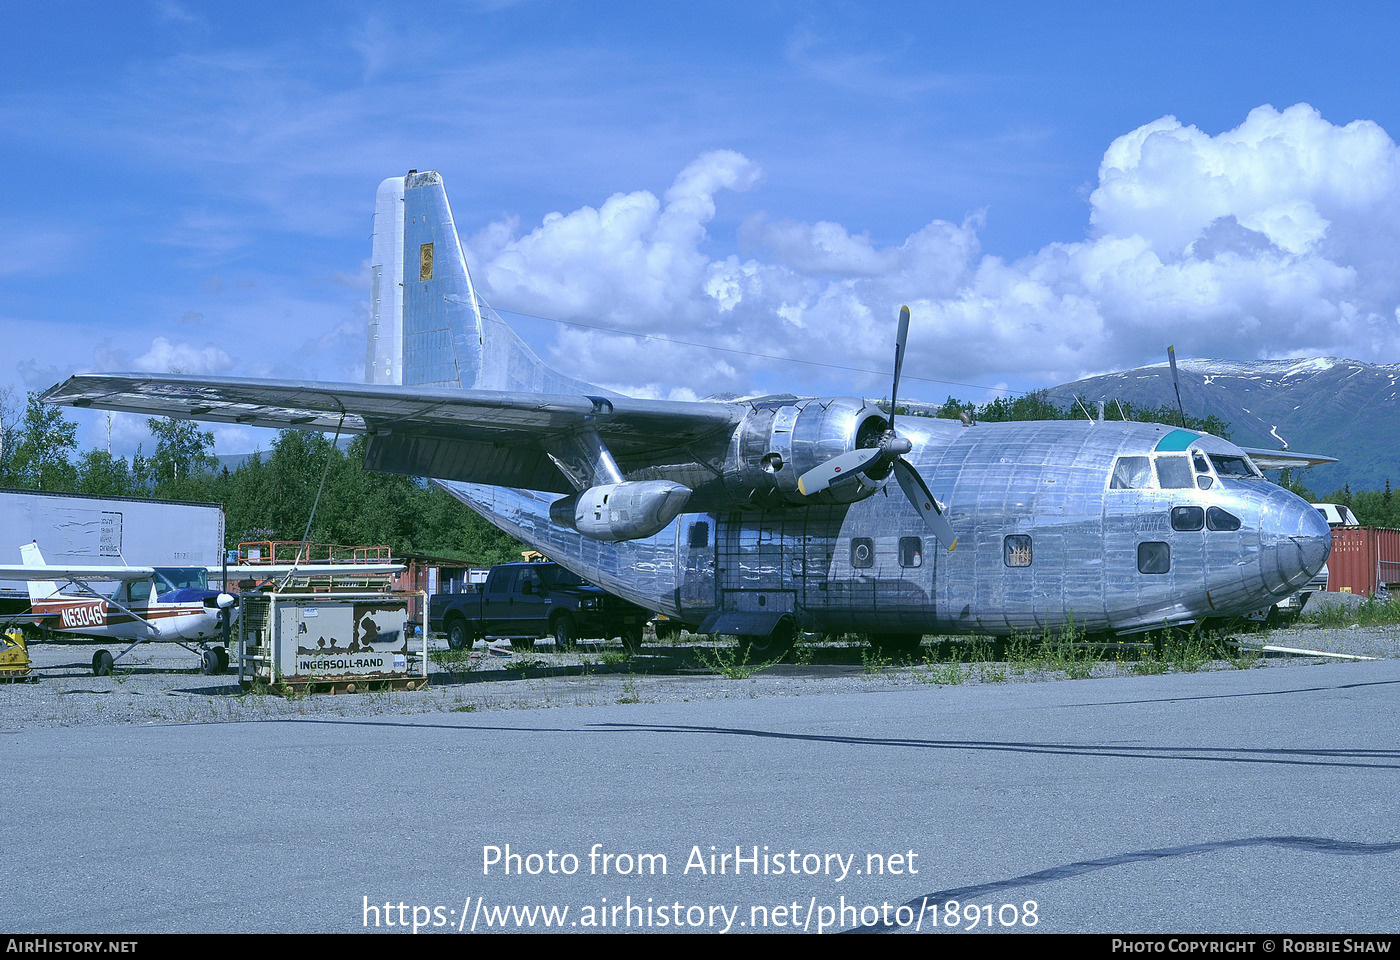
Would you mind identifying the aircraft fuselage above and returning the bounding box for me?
[442,416,1331,638]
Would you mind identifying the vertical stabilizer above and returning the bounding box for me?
[367,170,611,396]
[19,541,60,602]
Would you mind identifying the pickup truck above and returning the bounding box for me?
[429,561,651,653]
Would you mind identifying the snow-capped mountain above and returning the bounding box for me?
[1042,357,1400,494]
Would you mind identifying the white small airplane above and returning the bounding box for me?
[0,542,405,675]
[0,542,238,675]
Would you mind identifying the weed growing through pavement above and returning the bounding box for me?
[695,641,773,680]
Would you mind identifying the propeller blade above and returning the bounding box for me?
[1167,344,1187,428]
[797,446,885,497]
[893,458,957,550]
[890,305,910,433]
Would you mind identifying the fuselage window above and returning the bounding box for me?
[1155,456,1194,489]
[1111,456,1152,489]
[1138,542,1171,574]
[851,537,874,569]
[1206,506,1241,531]
[1171,506,1204,531]
[1004,535,1032,567]
[129,579,152,602]
[688,521,710,548]
[898,537,923,568]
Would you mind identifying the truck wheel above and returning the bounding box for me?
[552,614,575,652]
[446,619,472,651]
[620,624,644,656]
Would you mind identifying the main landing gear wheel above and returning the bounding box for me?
[738,617,797,661]
[552,614,576,652]
[868,634,923,659]
[92,650,114,677]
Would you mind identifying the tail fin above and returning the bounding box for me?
[366,170,608,396]
[19,541,60,603]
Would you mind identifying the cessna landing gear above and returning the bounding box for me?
[92,650,114,676]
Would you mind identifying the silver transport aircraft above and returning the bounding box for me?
[43,171,1334,657]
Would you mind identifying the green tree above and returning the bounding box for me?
[146,417,217,499]
[75,449,137,497]
[9,392,78,490]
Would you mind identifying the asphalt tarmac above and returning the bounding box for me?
[5,655,1398,934]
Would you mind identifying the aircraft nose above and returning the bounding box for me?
[1259,497,1331,593]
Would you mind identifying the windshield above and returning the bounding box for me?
[1209,454,1259,478]
[152,567,209,596]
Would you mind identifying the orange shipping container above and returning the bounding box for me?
[1325,526,1400,596]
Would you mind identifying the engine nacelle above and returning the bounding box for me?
[726,397,893,506]
[550,480,692,542]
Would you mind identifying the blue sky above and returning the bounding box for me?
[5,1,1400,455]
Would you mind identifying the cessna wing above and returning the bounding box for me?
[42,373,742,495]
[0,563,156,582]
[213,563,406,578]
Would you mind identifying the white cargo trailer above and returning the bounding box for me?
[0,488,225,611]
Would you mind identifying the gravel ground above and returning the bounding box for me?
[2,619,1393,730]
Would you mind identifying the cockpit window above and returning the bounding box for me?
[1155,456,1194,489]
[1206,507,1241,531]
[1110,456,1152,489]
[152,567,208,596]
[1209,455,1258,478]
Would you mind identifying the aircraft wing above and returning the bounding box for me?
[1240,447,1338,471]
[0,564,155,582]
[43,373,744,493]
[211,563,406,577]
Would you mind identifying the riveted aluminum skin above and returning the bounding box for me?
[437,415,1331,637]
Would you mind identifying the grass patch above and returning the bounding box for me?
[1306,595,1400,628]
[694,642,773,679]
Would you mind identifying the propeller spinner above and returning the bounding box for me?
[796,305,957,550]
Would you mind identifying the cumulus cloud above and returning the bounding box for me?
[133,337,234,375]
[464,104,1400,400]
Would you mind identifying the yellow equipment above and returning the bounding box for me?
[0,628,33,681]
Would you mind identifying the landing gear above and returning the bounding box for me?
[201,648,222,675]
[92,650,114,677]
[868,634,923,659]
[738,617,797,661]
